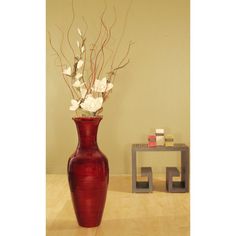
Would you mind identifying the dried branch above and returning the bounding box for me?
[82,16,88,36]
[49,1,133,117]
[95,17,109,80]
[80,37,88,89]
[48,31,76,99]
[92,13,110,83]
[110,0,132,70]
[66,0,76,60]
[55,25,71,67]
[89,9,106,86]
[102,8,117,71]
[114,60,130,72]
[97,7,117,79]
[79,18,88,89]
[117,41,134,67]
[102,46,114,71]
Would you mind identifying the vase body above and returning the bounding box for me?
[67,116,109,227]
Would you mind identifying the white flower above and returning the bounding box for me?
[81,46,85,53]
[75,72,83,80]
[69,99,80,111]
[80,96,103,113]
[63,66,72,76]
[77,28,82,36]
[76,41,80,48]
[77,60,84,69]
[73,80,84,88]
[80,88,87,98]
[92,77,113,92]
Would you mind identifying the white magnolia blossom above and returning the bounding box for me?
[77,60,84,69]
[80,88,87,98]
[75,72,83,80]
[81,46,85,53]
[92,77,113,92]
[63,66,72,76]
[69,99,80,111]
[80,95,103,113]
[73,80,84,88]
[76,41,80,48]
[77,28,82,36]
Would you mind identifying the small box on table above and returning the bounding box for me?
[165,135,174,147]
[155,129,165,146]
[148,135,157,147]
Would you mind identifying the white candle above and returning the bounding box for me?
[155,129,165,146]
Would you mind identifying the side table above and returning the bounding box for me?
[131,144,190,193]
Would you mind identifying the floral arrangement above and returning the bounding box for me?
[49,6,133,117]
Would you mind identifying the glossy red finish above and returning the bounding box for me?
[67,116,109,227]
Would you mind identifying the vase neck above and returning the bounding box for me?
[73,117,102,150]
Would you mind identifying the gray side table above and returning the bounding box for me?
[131,144,190,193]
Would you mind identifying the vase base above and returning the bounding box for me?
[78,221,101,228]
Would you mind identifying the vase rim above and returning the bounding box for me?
[72,116,103,121]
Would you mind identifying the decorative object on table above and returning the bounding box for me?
[148,135,157,147]
[155,129,165,146]
[49,2,132,227]
[165,134,174,147]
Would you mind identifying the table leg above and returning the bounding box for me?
[132,149,137,192]
[181,148,190,192]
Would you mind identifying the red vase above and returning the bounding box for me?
[67,116,109,227]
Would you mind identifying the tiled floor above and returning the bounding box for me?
[46,174,190,236]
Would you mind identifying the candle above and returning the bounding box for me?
[148,135,157,147]
[165,134,174,147]
[155,129,165,146]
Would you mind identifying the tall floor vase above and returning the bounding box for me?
[67,116,109,227]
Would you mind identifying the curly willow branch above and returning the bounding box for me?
[118,41,134,67]
[82,16,88,36]
[55,25,71,66]
[103,7,117,70]
[97,7,117,80]
[89,7,107,85]
[48,31,75,99]
[80,37,88,90]
[110,0,133,70]
[96,15,109,80]
[66,0,76,60]
[92,11,111,83]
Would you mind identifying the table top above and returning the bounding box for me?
[132,143,189,151]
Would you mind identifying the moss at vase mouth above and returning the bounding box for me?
[72,107,104,118]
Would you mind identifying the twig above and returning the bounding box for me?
[114,60,130,72]
[48,31,76,99]
[95,17,109,80]
[55,25,71,67]
[89,8,106,85]
[117,41,134,67]
[92,12,110,83]
[66,0,76,60]
[110,0,133,70]
[80,37,88,89]
[97,7,117,79]
[82,16,88,36]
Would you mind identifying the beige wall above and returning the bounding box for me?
[46,0,190,174]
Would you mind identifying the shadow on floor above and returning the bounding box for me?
[107,176,169,193]
[153,178,167,192]
[107,176,132,193]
